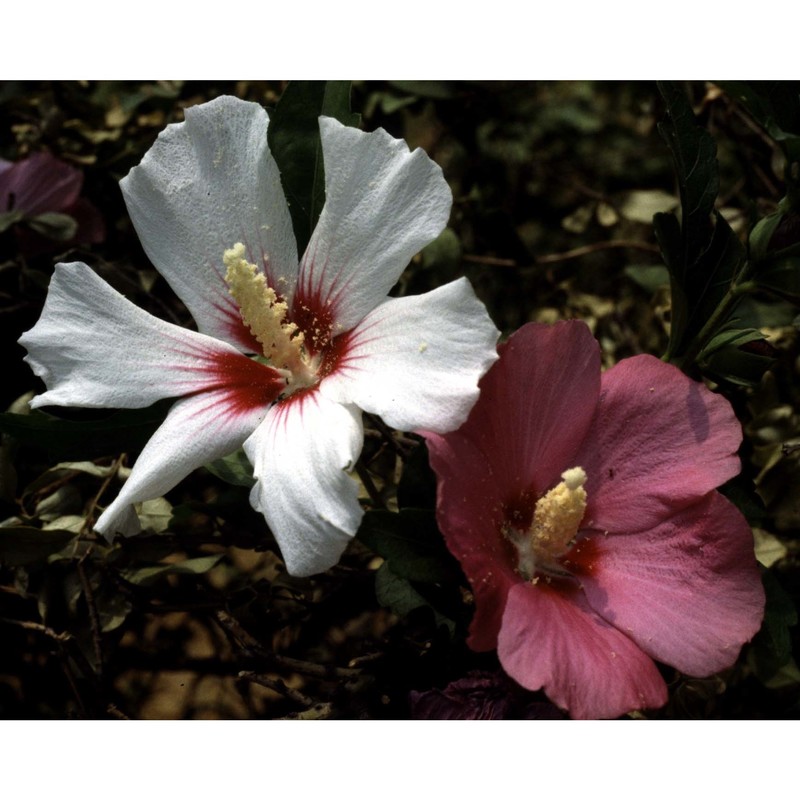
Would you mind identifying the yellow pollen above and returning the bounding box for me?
[530,466,588,559]
[223,243,306,375]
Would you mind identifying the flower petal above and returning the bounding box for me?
[294,117,451,333]
[575,354,743,534]
[121,96,297,351]
[425,431,519,651]
[0,152,82,214]
[430,321,600,502]
[19,261,285,410]
[578,492,765,676]
[320,278,499,432]
[497,582,667,719]
[244,391,364,577]
[96,389,268,537]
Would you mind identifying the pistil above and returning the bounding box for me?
[223,243,316,389]
[506,466,588,582]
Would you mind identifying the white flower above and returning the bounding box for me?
[19,95,499,576]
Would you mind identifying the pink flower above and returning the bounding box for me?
[424,321,765,719]
[0,151,104,253]
[19,96,498,577]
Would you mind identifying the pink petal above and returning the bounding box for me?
[577,492,765,676]
[426,431,519,651]
[95,387,270,538]
[19,261,285,410]
[244,391,364,577]
[294,117,451,334]
[434,321,600,507]
[319,278,499,433]
[575,355,742,534]
[497,582,667,719]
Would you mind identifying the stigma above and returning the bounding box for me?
[506,466,588,581]
[223,243,316,390]
[530,466,587,558]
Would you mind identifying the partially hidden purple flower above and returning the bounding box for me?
[0,151,105,253]
[410,670,564,720]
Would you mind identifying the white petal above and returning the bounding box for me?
[121,96,298,351]
[319,278,499,433]
[244,392,364,577]
[19,261,286,410]
[96,389,268,537]
[295,117,451,333]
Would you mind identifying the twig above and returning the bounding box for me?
[355,461,386,510]
[462,254,518,268]
[237,670,315,708]
[82,454,126,534]
[535,239,661,265]
[0,617,96,717]
[212,610,361,680]
[366,413,413,458]
[77,546,104,681]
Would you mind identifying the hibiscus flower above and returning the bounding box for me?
[424,321,765,719]
[19,95,499,577]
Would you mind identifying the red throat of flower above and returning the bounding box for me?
[223,243,341,396]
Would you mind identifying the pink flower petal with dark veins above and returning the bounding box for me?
[575,354,742,535]
[498,581,667,719]
[577,492,765,676]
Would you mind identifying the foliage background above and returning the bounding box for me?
[0,80,798,719]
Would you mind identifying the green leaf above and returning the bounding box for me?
[120,554,223,586]
[756,255,800,301]
[396,442,437,510]
[0,525,77,566]
[204,448,255,488]
[268,81,360,256]
[0,402,170,459]
[700,342,775,387]
[373,562,455,634]
[749,209,786,263]
[624,264,670,293]
[720,82,800,165]
[657,81,719,271]
[655,83,748,360]
[0,209,24,233]
[27,212,77,241]
[750,571,797,681]
[356,508,460,584]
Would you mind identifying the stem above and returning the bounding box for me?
[673,273,757,371]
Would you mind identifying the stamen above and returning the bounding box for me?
[223,243,306,375]
[530,466,587,559]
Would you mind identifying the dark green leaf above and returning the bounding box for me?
[657,81,719,273]
[751,571,797,681]
[701,341,775,387]
[204,448,255,488]
[0,401,171,459]
[720,81,800,165]
[356,508,460,584]
[0,209,23,233]
[756,255,800,301]
[27,212,77,241]
[749,209,786,263]
[623,264,670,294]
[120,554,223,586]
[268,81,360,256]
[396,442,437,510]
[656,84,748,361]
[373,562,455,635]
[0,526,77,566]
